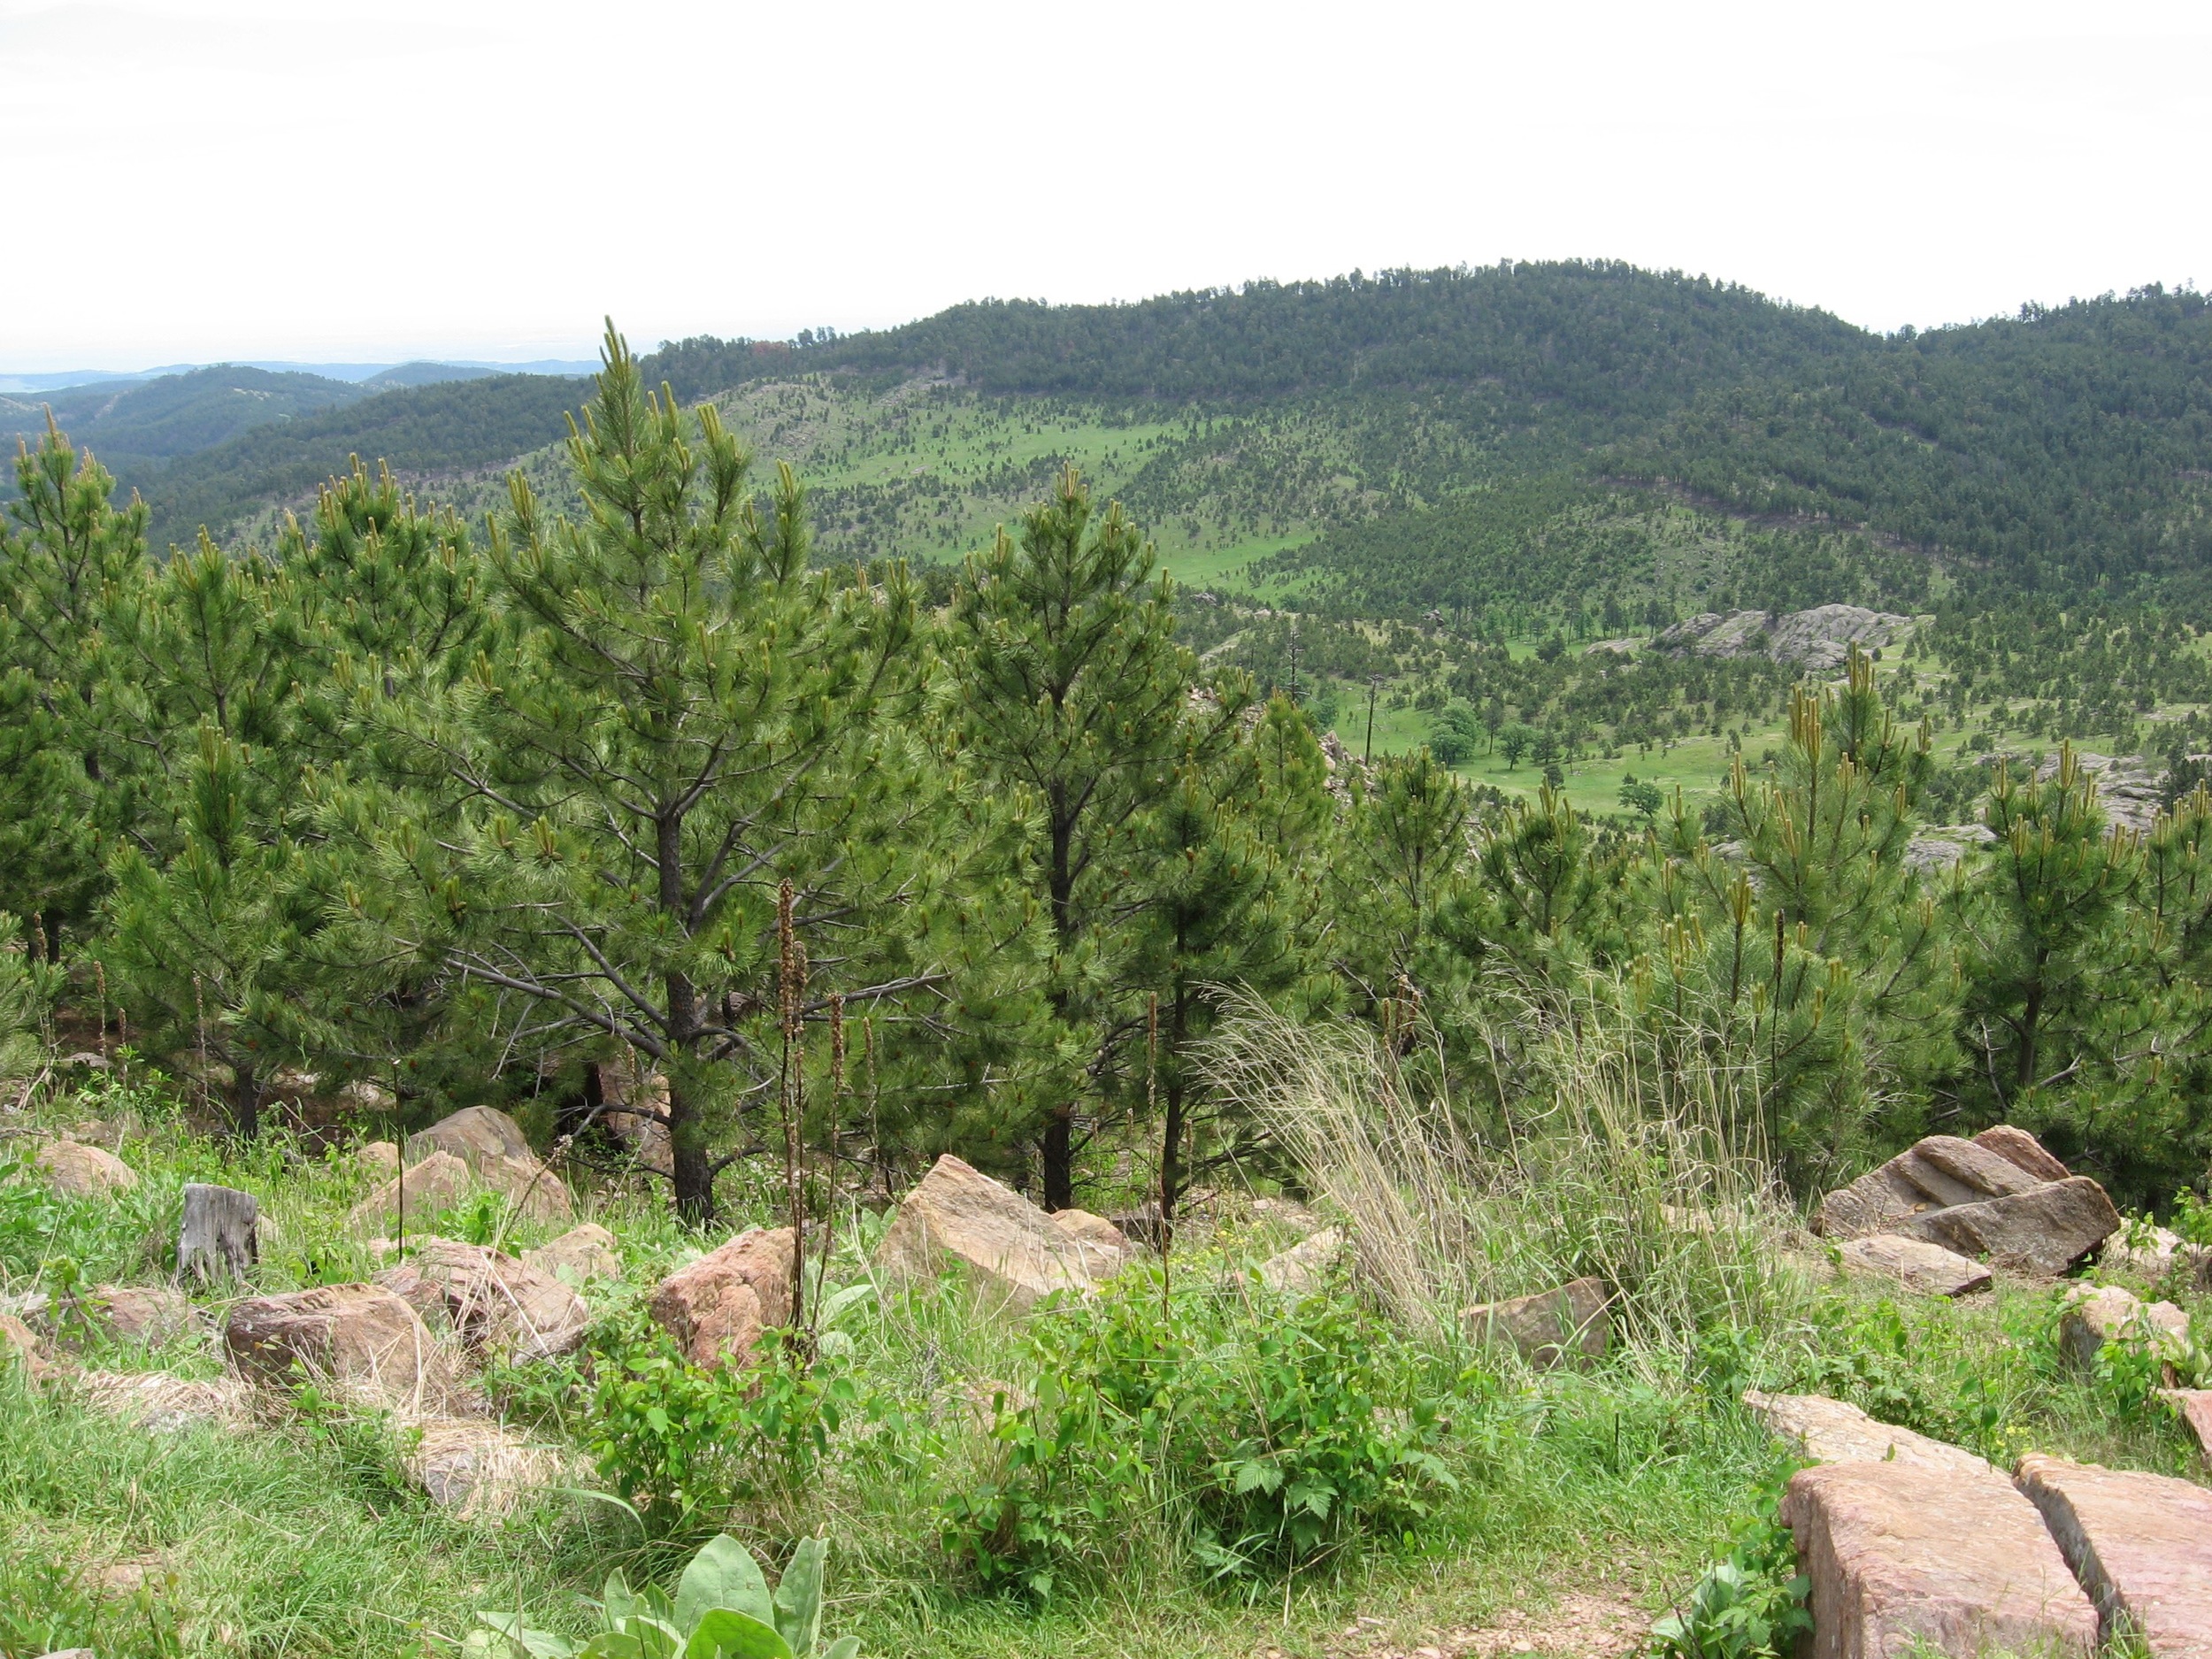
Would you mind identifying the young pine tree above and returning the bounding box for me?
[944,467,1243,1209]
[345,326,935,1221]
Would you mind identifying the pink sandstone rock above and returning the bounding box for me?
[2016,1453,2212,1658]
[1782,1460,2096,1659]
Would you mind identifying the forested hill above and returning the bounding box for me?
[0,365,364,472]
[648,262,1874,409]
[1624,286,2212,598]
[69,265,2212,612]
[126,373,591,547]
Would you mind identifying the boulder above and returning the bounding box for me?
[1973,1122,2072,1182]
[1893,1179,2123,1276]
[0,1311,50,1382]
[1463,1276,1610,1368]
[1781,1460,2096,1659]
[406,1416,574,1518]
[1741,1391,1992,1475]
[649,1225,795,1369]
[1258,1227,1344,1295]
[1815,1131,2054,1240]
[347,1149,472,1234]
[373,1236,590,1363]
[176,1182,257,1282]
[356,1141,402,1179]
[1836,1233,1992,1297]
[875,1155,1108,1307]
[73,1368,250,1432]
[2058,1284,2191,1369]
[34,1138,137,1198]
[2166,1389,2212,1468]
[71,1284,194,1347]
[2101,1225,2212,1290]
[224,1283,454,1409]
[1049,1208,1129,1262]
[523,1222,621,1285]
[2016,1454,2212,1657]
[404,1103,534,1166]
[403,1105,572,1224]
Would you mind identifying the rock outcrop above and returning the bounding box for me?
[34,1138,138,1198]
[1654,605,1912,672]
[0,1311,50,1382]
[875,1155,1112,1307]
[1813,1126,2118,1274]
[2039,750,2164,834]
[1836,1233,1992,1297]
[2168,1389,2212,1468]
[1742,1391,1992,1475]
[2016,1454,2212,1658]
[649,1225,795,1369]
[374,1236,590,1364]
[406,1417,575,1519]
[1781,1460,2097,1659]
[1463,1277,1610,1368]
[224,1283,454,1409]
[1048,1209,1130,1271]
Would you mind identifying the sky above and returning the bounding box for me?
[2,0,2209,372]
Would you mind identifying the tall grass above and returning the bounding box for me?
[1201,986,1798,1362]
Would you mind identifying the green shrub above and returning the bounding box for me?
[939,1265,1463,1595]
[1647,1472,1809,1659]
[582,1302,867,1528]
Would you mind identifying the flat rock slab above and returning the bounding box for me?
[73,1368,250,1432]
[1838,1233,1992,1296]
[2167,1389,2212,1468]
[1893,1178,2120,1276]
[649,1225,794,1369]
[2016,1454,2212,1658]
[876,1155,1106,1307]
[1463,1277,1610,1368]
[1783,1460,2097,1659]
[1742,1391,1992,1475]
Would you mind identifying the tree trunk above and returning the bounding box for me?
[177,1182,258,1282]
[1041,1110,1073,1212]
[228,1058,261,1141]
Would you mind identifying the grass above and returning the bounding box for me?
[3,1025,2207,1658]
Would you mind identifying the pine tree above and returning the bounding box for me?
[342,326,935,1221]
[944,467,1241,1209]
[0,420,149,946]
[105,726,304,1138]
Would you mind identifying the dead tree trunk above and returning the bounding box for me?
[177,1183,257,1283]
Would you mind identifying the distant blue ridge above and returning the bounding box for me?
[0,359,598,396]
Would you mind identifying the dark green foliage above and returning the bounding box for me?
[129,373,587,545]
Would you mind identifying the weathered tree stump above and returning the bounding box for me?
[178,1183,258,1282]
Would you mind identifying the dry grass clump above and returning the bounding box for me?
[1201,987,1799,1363]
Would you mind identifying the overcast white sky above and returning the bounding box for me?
[2,0,2208,372]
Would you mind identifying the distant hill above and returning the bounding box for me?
[650,262,1873,410]
[2,365,365,472]
[131,373,591,545]
[39,267,2212,614]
